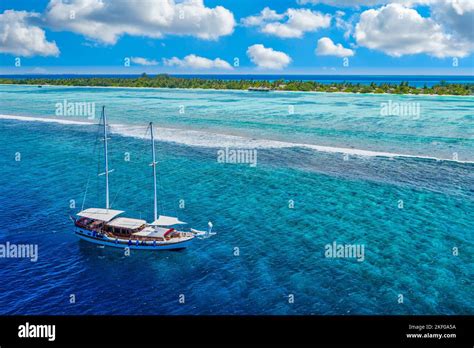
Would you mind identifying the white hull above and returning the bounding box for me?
[74,228,193,250]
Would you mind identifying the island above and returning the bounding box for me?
[0,74,472,95]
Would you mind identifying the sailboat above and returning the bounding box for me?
[72,106,210,250]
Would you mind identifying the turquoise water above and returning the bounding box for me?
[0,85,472,314]
[2,85,473,161]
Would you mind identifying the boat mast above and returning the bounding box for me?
[103,106,110,210]
[150,122,158,222]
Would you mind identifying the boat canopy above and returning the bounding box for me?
[150,215,186,226]
[107,217,146,229]
[77,208,124,222]
[134,226,172,238]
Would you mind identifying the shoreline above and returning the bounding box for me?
[0,83,472,98]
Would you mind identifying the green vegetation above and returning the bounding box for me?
[0,74,472,95]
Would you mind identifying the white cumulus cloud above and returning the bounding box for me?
[242,7,331,38]
[298,0,474,12]
[355,3,472,57]
[297,0,431,7]
[162,54,233,70]
[0,10,59,57]
[131,57,159,66]
[316,37,354,57]
[246,44,291,69]
[44,0,235,44]
[335,10,354,39]
[431,0,474,43]
[241,7,284,27]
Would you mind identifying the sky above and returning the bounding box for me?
[0,0,473,75]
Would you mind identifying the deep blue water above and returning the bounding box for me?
[0,85,472,315]
[1,74,473,87]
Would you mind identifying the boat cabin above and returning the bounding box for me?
[75,208,125,232]
[75,217,104,231]
[75,208,191,241]
[103,217,147,236]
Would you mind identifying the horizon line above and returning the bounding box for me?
[1,73,473,77]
